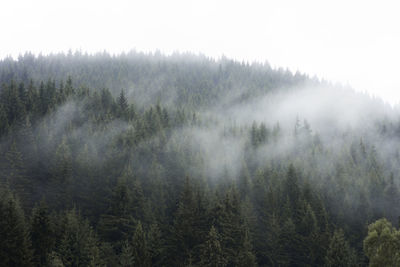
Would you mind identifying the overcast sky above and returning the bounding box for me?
[1,0,400,104]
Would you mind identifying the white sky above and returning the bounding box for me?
[1,0,400,104]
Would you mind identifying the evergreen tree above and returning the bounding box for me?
[98,175,136,252]
[200,226,227,267]
[0,104,9,136]
[51,137,73,209]
[30,200,54,266]
[0,188,33,266]
[283,164,303,225]
[1,141,31,207]
[147,223,165,266]
[58,208,102,267]
[119,240,134,267]
[237,227,257,267]
[325,229,356,267]
[170,177,198,266]
[118,89,129,118]
[279,218,305,267]
[131,221,150,267]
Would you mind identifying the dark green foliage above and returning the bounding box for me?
[147,223,165,266]
[57,208,102,266]
[98,176,136,251]
[279,218,305,266]
[0,141,32,208]
[0,52,399,266]
[326,229,356,267]
[30,200,54,266]
[118,89,129,118]
[363,218,400,267]
[0,188,33,266]
[170,177,207,266]
[131,221,150,267]
[119,240,134,267]
[200,226,227,267]
[0,104,9,136]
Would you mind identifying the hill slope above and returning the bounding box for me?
[0,52,399,266]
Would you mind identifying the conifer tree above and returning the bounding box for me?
[170,177,198,266]
[98,175,136,251]
[52,137,73,209]
[326,229,356,267]
[30,200,54,266]
[131,221,150,267]
[58,208,102,266]
[0,104,9,136]
[25,80,37,114]
[279,218,305,266]
[118,89,129,118]
[0,188,33,266]
[119,240,134,267]
[200,226,227,267]
[1,141,31,207]
[237,227,257,267]
[147,223,164,266]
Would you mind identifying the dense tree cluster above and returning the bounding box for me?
[0,52,399,266]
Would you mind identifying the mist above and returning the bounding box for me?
[1,52,399,266]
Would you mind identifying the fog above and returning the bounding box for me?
[2,52,400,229]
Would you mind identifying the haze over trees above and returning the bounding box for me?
[0,51,399,266]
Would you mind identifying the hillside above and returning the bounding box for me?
[1,52,399,266]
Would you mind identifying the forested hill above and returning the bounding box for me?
[0,51,312,108]
[1,52,400,266]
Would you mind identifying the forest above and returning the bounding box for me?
[1,51,400,266]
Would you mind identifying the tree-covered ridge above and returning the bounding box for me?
[0,52,399,266]
[0,51,313,109]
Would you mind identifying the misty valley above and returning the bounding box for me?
[1,51,400,266]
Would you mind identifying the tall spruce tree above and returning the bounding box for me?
[58,208,102,266]
[325,229,356,267]
[200,226,227,267]
[30,200,54,266]
[0,188,33,266]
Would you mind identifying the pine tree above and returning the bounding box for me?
[200,226,227,267]
[384,173,400,224]
[18,116,38,171]
[1,141,31,207]
[53,137,73,183]
[0,104,9,136]
[119,240,134,267]
[131,221,150,267]
[101,88,114,112]
[147,223,165,266]
[237,227,257,267]
[0,188,33,266]
[25,80,37,114]
[263,213,283,266]
[30,200,54,266]
[18,82,27,107]
[279,218,305,267]
[131,177,147,223]
[51,137,73,209]
[170,177,198,266]
[326,229,356,267]
[283,164,303,224]
[213,188,254,266]
[118,89,129,118]
[65,76,74,96]
[7,80,26,123]
[98,175,136,251]
[58,208,102,266]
